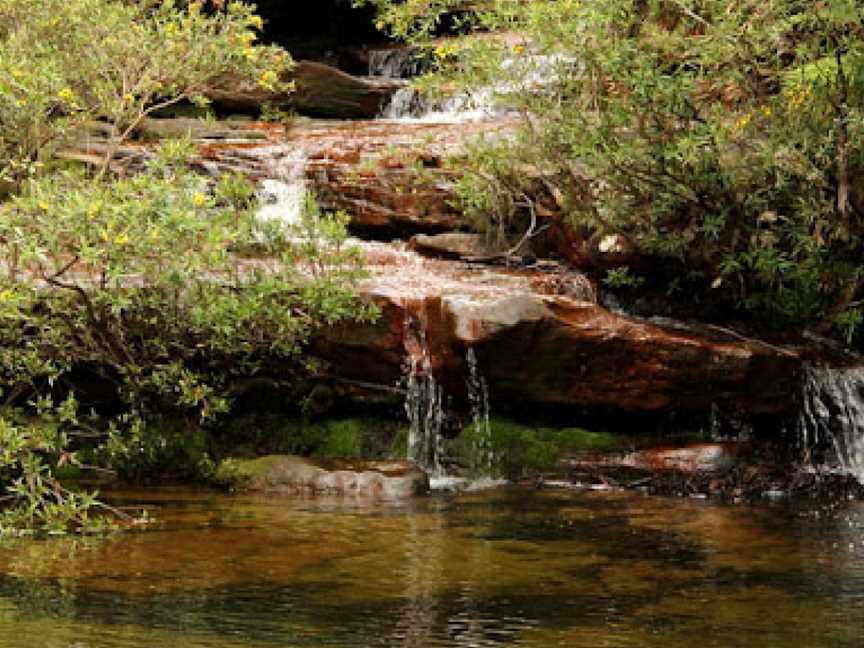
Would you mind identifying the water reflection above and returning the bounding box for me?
[0,488,863,647]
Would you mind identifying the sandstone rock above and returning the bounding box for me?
[315,245,803,419]
[408,232,499,259]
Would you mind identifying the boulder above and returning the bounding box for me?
[204,61,404,119]
[408,232,500,259]
[217,455,429,498]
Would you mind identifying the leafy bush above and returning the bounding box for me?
[363,0,864,343]
[0,0,291,182]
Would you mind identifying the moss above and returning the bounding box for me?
[214,455,285,487]
[214,414,408,461]
[448,418,622,480]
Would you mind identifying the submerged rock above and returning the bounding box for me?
[217,455,429,498]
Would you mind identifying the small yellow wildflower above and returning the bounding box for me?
[58,87,75,103]
[192,193,208,207]
[512,43,526,55]
[251,15,264,30]
[243,46,257,60]
[760,105,772,117]
[38,201,49,211]
[258,70,278,89]
[15,98,26,107]
[115,232,130,246]
[99,228,110,242]
[733,114,751,133]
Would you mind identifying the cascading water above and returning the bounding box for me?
[379,54,574,122]
[465,347,494,476]
[402,314,445,477]
[798,363,864,480]
[256,148,308,229]
[401,313,501,487]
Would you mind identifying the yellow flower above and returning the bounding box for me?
[38,201,49,211]
[115,232,130,246]
[165,23,177,35]
[761,105,772,117]
[251,15,264,30]
[733,113,751,133]
[243,46,257,60]
[15,98,26,107]
[11,68,23,79]
[58,87,75,103]
[0,289,15,303]
[512,43,526,55]
[258,70,278,89]
[99,228,110,242]
[192,192,207,207]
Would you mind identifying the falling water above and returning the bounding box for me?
[403,314,445,477]
[256,148,308,229]
[465,347,494,476]
[799,364,864,480]
[379,54,575,123]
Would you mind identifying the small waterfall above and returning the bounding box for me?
[799,364,864,480]
[403,314,445,477]
[465,347,494,476]
[379,53,574,123]
[256,148,307,229]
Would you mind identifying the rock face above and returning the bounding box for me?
[220,455,429,498]
[316,243,804,420]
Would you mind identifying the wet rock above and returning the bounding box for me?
[316,245,803,419]
[217,455,429,498]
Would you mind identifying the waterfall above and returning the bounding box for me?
[379,53,574,123]
[401,312,502,487]
[403,313,445,477]
[465,347,494,476]
[256,148,307,230]
[799,364,864,480]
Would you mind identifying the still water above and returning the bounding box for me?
[1,487,864,648]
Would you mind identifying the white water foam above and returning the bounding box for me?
[799,364,864,481]
[379,54,575,123]
[256,148,307,229]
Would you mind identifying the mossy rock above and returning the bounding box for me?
[215,454,429,497]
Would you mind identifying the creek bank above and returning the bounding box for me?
[547,442,864,503]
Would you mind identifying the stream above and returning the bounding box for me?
[2,487,864,647]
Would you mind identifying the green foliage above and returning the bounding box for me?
[363,0,864,342]
[0,402,117,537]
[0,0,291,182]
[0,143,374,530]
[0,142,374,424]
[449,418,620,480]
